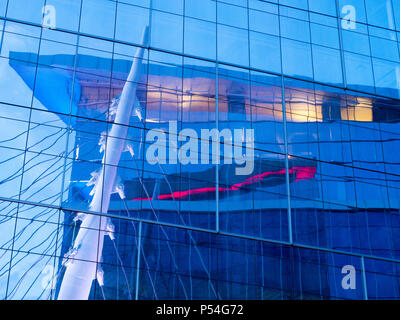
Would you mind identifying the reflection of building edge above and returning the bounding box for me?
[8,48,400,299]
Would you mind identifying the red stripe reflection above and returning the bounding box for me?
[131,166,316,201]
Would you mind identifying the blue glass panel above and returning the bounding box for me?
[249,0,278,13]
[280,16,310,43]
[365,0,395,29]
[281,38,313,79]
[6,0,45,24]
[393,0,400,31]
[370,36,400,62]
[0,1,6,17]
[249,9,279,36]
[344,52,374,91]
[184,17,216,60]
[123,0,150,7]
[308,0,337,16]
[46,0,81,31]
[365,259,400,299]
[217,1,248,29]
[310,23,340,49]
[115,4,149,46]
[249,31,281,74]
[185,0,216,22]
[151,10,183,53]
[312,45,343,86]
[341,30,371,56]
[152,0,183,15]
[279,0,308,10]
[217,24,249,67]
[80,0,116,39]
[373,58,400,98]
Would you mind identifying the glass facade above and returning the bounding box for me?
[0,0,399,300]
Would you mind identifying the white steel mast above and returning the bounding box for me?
[58,27,149,300]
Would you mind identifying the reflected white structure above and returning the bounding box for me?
[57,27,148,300]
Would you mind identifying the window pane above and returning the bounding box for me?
[310,23,339,49]
[80,0,116,39]
[344,52,374,91]
[151,10,183,53]
[115,4,149,46]
[217,2,248,29]
[185,0,216,22]
[152,0,183,15]
[373,58,400,98]
[312,45,343,86]
[7,0,45,24]
[280,16,310,43]
[249,9,279,36]
[184,18,216,60]
[282,38,313,79]
[342,30,371,56]
[308,0,337,16]
[365,0,395,29]
[370,36,399,62]
[249,31,281,74]
[217,24,249,67]
[46,0,81,32]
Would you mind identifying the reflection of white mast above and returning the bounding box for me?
[58,27,148,300]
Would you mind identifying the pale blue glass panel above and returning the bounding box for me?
[115,4,149,46]
[1,23,41,61]
[151,10,183,53]
[342,30,370,56]
[370,36,399,62]
[344,52,374,91]
[308,0,337,16]
[310,12,337,27]
[312,45,343,86]
[249,0,278,13]
[279,6,308,20]
[80,0,116,39]
[219,0,247,7]
[249,31,281,73]
[217,24,248,67]
[365,0,395,30]
[281,38,313,79]
[393,0,400,31]
[310,23,339,49]
[249,9,279,36]
[185,0,216,22]
[46,0,81,31]
[280,16,310,43]
[184,17,216,60]
[279,0,308,10]
[152,0,183,15]
[0,0,6,17]
[7,0,45,24]
[373,58,400,98]
[123,0,150,7]
[217,2,247,29]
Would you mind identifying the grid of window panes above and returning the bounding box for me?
[0,0,399,300]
